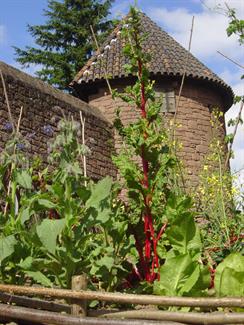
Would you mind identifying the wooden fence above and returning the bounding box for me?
[0,276,243,325]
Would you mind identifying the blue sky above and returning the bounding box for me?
[0,0,243,185]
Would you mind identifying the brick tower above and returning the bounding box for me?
[71,12,233,189]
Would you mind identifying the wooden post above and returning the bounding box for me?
[71,274,87,317]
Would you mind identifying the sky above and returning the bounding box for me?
[0,0,243,187]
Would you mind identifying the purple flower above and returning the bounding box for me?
[16,143,25,151]
[3,122,13,132]
[43,124,54,136]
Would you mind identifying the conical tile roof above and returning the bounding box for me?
[71,12,233,109]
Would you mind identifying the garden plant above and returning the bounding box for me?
[0,6,243,307]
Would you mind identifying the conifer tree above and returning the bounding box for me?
[14,0,114,91]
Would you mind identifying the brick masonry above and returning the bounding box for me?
[0,61,116,180]
[87,77,228,189]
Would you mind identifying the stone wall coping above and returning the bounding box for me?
[0,61,110,124]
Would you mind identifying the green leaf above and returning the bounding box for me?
[37,199,56,209]
[190,265,210,295]
[96,208,111,223]
[154,254,199,296]
[167,214,197,255]
[36,219,65,254]
[179,265,200,295]
[16,170,32,189]
[0,235,17,262]
[19,208,33,224]
[96,256,114,271]
[25,270,53,287]
[219,268,244,297]
[18,256,33,270]
[187,227,202,260]
[215,252,244,297]
[86,177,112,209]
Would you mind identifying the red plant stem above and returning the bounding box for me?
[138,56,158,282]
[134,27,164,282]
[157,223,168,242]
[129,224,150,280]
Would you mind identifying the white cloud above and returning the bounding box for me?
[148,3,243,61]
[148,1,244,183]
[0,25,6,44]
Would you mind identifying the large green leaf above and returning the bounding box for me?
[36,219,65,254]
[86,177,112,209]
[215,252,244,297]
[219,268,244,297]
[179,264,200,295]
[0,235,17,262]
[16,170,32,189]
[25,270,53,287]
[167,214,196,255]
[187,227,202,260]
[154,254,199,296]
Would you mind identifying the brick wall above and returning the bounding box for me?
[0,61,116,180]
[87,77,227,189]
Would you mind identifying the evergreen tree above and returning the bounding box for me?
[14,0,114,91]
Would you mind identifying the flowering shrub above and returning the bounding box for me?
[195,110,243,269]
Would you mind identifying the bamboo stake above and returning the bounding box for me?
[79,111,87,187]
[3,105,24,216]
[217,51,244,69]
[170,16,194,192]
[173,16,195,129]
[90,25,113,96]
[0,284,243,308]
[0,303,169,325]
[0,68,16,132]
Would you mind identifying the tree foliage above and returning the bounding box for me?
[14,0,115,91]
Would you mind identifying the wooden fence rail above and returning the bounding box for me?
[0,283,244,325]
[0,283,243,308]
[0,304,178,325]
[0,292,70,313]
